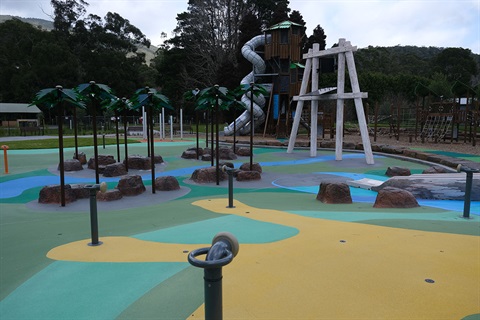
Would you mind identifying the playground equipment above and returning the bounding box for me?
[224,35,267,136]
[188,232,240,320]
[287,39,374,165]
[224,21,306,137]
[84,182,107,246]
[222,165,235,208]
[1,145,8,174]
[457,164,480,219]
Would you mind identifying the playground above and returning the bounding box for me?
[0,134,479,319]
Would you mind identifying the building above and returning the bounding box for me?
[0,103,43,127]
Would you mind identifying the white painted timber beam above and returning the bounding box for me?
[293,92,368,101]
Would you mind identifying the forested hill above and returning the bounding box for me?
[0,15,54,31]
[1,14,478,105]
[355,45,479,78]
[2,14,478,77]
[0,15,157,64]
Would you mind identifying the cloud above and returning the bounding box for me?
[1,0,478,52]
[294,0,479,52]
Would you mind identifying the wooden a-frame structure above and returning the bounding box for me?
[287,39,374,165]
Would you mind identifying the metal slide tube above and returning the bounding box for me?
[224,35,267,136]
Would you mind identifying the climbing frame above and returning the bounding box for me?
[287,39,374,165]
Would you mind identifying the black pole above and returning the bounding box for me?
[204,268,223,320]
[57,99,66,207]
[123,106,129,171]
[115,111,120,162]
[224,167,235,208]
[463,171,474,218]
[249,84,254,171]
[233,107,237,153]
[196,112,200,160]
[211,106,215,168]
[73,106,79,160]
[149,104,156,194]
[215,89,220,185]
[92,98,100,184]
[85,184,102,246]
[205,110,209,148]
[146,109,151,157]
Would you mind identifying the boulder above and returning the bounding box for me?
[74,152,87,165]
[103,163,127,177]
[219,162,234,169]
[96,189,123,201]
[191,167,227,183]
[385,166,411,177]
[153,155,164,164]
[116,175,146,196]
[70,184,90,199]
[372,175,479,201]
[201,154,212,162]
[181,150,198,159]
[239,162,262,173]
[316,182,352,204]
[124,155,151,170]
[342,142,356,150]
[320,141,335,148]
[218,147,237,160]
[88,155,116,169]
[236,170,261,181]
[155,176,180,191]
[235,147,251,156]
[422,166,451,174]
[373,187,419,208]
[38,184,77,204]
[60,159,83,172]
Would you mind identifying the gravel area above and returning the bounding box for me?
[342,134,479,156]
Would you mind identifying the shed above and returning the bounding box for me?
[0,103,43,127]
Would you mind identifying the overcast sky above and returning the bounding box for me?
[1,0,479,53]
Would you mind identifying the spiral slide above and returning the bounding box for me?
[224,35,267,136]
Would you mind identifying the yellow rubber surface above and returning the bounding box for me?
[189,199,480,319]
[47,237,200,262]
[46,198,480,319]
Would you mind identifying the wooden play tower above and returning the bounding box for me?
[260,21,305,137]
[287,39,374,165]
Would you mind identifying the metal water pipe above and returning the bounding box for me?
[188,232,239,320]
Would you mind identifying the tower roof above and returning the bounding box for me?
[266,20,304,31]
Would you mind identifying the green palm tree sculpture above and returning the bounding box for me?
[105,96,133,167]
[31,85,85,206]
[195,85,233,185]
[76,81,116,184]
[235,82,268,170]
[224,86,248,154]
[131,87,173,193]
[183,88,201,159]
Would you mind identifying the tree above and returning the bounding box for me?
[433,47,478,85]
[248,0,291,28]
[169,0,248,88]
[303,24,327,53]
[195,85,233,184]
[0,19,79,103]
[234,82,268,170]
[289,10,306,27]
[76,81,116,183]
[51,0,88,34]
[131,87,173,193]
[30,85,85,206]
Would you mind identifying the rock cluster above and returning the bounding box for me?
[373,187,419,208]
[316,182,352,204]
[155,176,180,191]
